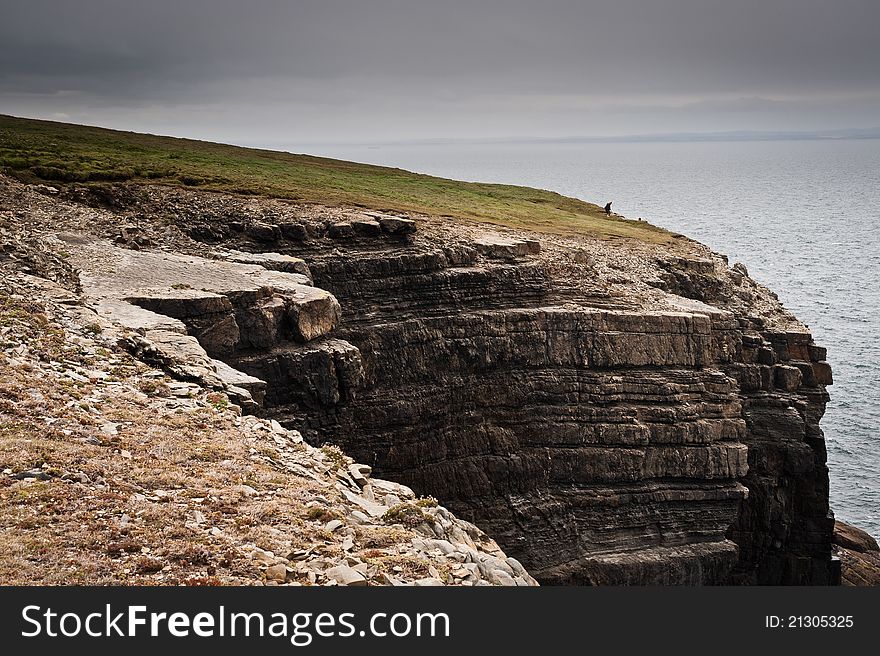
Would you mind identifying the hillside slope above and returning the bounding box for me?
[0,114,669,242]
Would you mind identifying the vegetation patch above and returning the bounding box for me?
[319,444,348,470]
[0,114,672,243]
[382,502,429,528]
[305,506,340,523]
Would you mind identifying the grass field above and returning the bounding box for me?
[0,114,671,242]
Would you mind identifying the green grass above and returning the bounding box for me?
[0,114,671,242]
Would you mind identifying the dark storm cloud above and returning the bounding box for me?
[1,0,879,141]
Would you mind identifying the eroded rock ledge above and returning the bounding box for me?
[4,177,847,585]
[0,267,534,586]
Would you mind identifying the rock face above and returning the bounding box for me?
[146,207,836,586]
[723,329,835,584]
[48,185,842,586]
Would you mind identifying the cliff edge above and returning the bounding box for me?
[0,165,853,585]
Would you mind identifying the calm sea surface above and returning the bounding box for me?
[310,139,880,537]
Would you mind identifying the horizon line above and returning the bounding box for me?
[4,113,880,151]
[289,127,880,148]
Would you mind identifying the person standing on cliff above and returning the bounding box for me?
[604,201,612,215]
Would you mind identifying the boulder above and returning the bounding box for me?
[279,222,311,241]
[834,520,879,553]
[265,563,288,583]
[774,365,803,391]
[348,463,371,486]
[351,218,382,237]
[473,234,539,261]
[284,286,342,342]
[246,222,282,242]
[328,222,354,239]
[325,564,367,586]
[376,216,416,235]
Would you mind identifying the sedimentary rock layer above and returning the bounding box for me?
[195,216,836,585]
[54,188,838,586]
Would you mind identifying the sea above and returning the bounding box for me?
[308,138,880,538]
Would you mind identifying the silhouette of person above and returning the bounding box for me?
[604,202,612,215]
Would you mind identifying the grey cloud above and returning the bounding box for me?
[1,0,878,141]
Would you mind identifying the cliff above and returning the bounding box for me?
[0,164,845,585]
[0,202,535,586]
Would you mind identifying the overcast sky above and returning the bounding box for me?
[1,0,879,146]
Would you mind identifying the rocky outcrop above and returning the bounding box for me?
[833,521,880,586]
[28,180,847,585]
[724,327,836,584]
[57,235,343,411]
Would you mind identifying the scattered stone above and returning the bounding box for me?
[325,565,367,586]
[348,511,371,525]
[570,249,594,266]
[380,573,404,586]
[100,422,119,436]
[348,463,371,487]
[487,569,516,586]
[212,359,266,408]
[266,563,288,583]
[324,519,343,532]
[340,488,388,518]
[11,469,54,481]
[251,548,276,565]
[370,479,416,500]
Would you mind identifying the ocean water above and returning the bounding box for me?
[309,139,880,538]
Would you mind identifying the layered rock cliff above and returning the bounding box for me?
[224,215,835,585]
[1,176,842,585]
[0,181,537,587]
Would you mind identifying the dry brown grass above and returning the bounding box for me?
[0,285,431,584]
